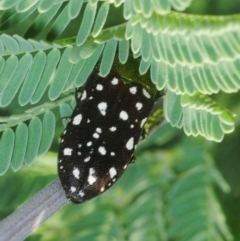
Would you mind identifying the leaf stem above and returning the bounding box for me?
[0,179,68,241]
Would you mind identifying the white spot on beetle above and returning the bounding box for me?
[124,164,127,169]
[119,111,128,120]
[100,187,105,192]
[87,141,92,146]
[78,190,85,197]
[87,119,90,123]
[72,114,82,125]
[126,137,134,150]
[64,148,72,156]
[130,124,134,128]
[96,84,103,91]
[109,167,117,178]
[73,168,80,179]
[136,102,143,110]
[98,102,107,116]
[143,88,151,98]
[109,126,117,132]
[98,146,106,155]
[61,139,64,143]
[60,166,63,169]
[113,178,116,182]
[88,168,97,185]
[111,78,118,85]
[77,152,81,155]
[129,86,137,94]
[96,128,102,133]
[84,156,90,162]
[140,118,147,127]
[70,186,76,192]
[93,133,99,139]
[89,96,93,100]
[110,152,115,156]
[78,144,82,148]
[81,91,86,100]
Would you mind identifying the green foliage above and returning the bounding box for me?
[164,91,234,141]
[1,125,232,241]
[0,0,239,240]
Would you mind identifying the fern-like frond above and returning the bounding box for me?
[0,35,61,106]
[0,0,192,42]
[167,138,233,241]
[0,2,238,173]
[81,12,240,96]
[0,33,50,55]
[126,12,240,95]
[168,166,232,240]
[0,30,236,173]
[4,8,238,98]
[1,53,33,107]
[122,0,192,18]
[164,90,235,142]
[0,95,73,175]
[0,2,38,30]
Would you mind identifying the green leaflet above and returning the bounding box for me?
[164,91,235,142]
